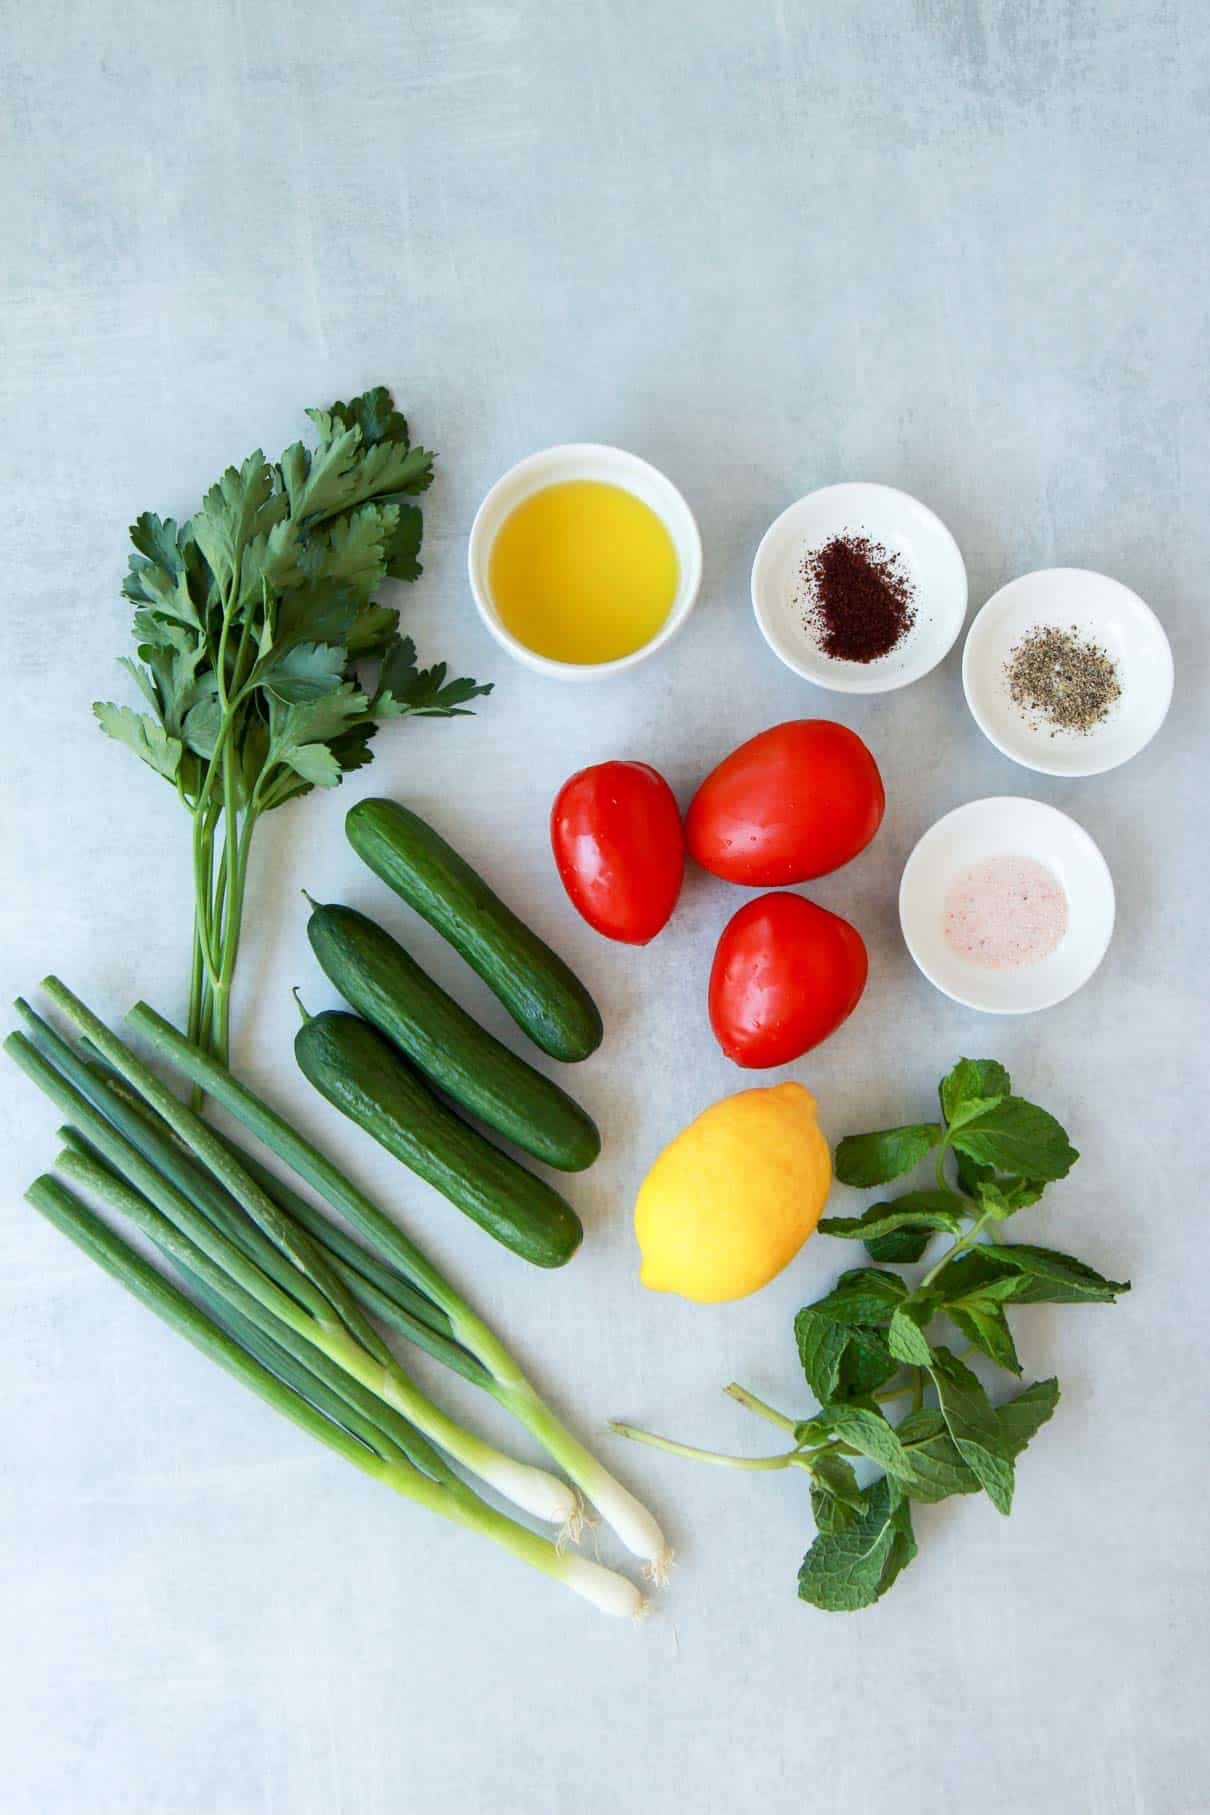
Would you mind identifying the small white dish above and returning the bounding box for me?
[899,796,1115,1014]
[467,443,702,682]
[962,568,1173,777]
[750,481,968,694]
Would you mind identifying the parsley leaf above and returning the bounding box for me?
[93,703,182,782]
[95,388,488,1071]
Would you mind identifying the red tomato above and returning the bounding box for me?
[709,892,868,1067]
[686,720,885,885]
[551,761,684,945]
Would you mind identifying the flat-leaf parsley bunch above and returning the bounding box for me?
[613,1058,1128,1612]
[95,388,490,1071]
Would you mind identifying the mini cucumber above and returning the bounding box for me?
[295,1010,583,1269]
[306,901,600,1171]
[346,798,603,1063]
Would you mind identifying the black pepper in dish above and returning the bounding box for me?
[797,533,917,663]
[1005,625,1122,735]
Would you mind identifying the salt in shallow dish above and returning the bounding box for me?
[898,796,1115,1014]
[750,481,968,694]
[962,567,1173,778]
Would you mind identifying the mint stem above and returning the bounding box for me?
[724,1383,797,1432]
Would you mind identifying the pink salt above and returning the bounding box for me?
[943,854,1068,971]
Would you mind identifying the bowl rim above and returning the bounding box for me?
[961,566,1175,777]
[466,442,703,682]
[897,794,1117,1013]
[750,480,969,695]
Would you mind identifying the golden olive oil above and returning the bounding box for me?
[489,479,679,665]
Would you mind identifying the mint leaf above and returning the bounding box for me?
[794,1311,898,1405]
[795,1315,848,1404]
[927,1347,1014,1514]
[895,1409,980,1502]
[888,1296,937,1368]
[807,1452,867,1535]
[814,1404,921,1484]
[996,1377,1060,1455]
[948,1297,1022,1375]
[974,1176,1046,1219]
[876,1482,919,1599]
[948,1096,1078,1182]
[94,703,183,782]
[798,1477,917,1611]
[975,1244,1129,1305]
[835,1123,943,1188]
[896,1378,1059,1501]
[794,1270,909,1397]
[820,1191,965,1265]
[940,1058,1012,1123]
[836,1328,899,1400]
[955,1147,994,1196]
[800,1269,909,1328]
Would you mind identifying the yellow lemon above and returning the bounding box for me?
[634,1082,831,1303]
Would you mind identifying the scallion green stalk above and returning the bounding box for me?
[26,1173,642,1618]
[125,996,672,1575]
[8,1018,578,1531]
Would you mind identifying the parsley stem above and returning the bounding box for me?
[724,1383,798,1431]
[608,1423,794,1470]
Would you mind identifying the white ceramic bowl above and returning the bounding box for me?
[467,443,702,681]
[750,481,968,693]
[962,568,1173,777]
[899,796,1115,1014]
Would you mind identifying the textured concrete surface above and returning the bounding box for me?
[2,2,1207,1810]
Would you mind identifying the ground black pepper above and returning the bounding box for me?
[798,532,917,663]
[1005,624,1121,735]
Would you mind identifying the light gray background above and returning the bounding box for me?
[2,3,1206,1811]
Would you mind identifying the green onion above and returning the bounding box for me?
[9,1013,579,1531]
[125,996,672,1575]
[26,1173,642,1617]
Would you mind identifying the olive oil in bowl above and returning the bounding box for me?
[489,479,679,666]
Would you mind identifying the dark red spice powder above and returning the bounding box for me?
[801,533,917,663]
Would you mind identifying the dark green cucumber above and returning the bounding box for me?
[346,798,603,1063]
[294,1009,583,1269]
[307,901,600,1171]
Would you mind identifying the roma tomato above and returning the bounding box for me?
[686,720,885,885]
[551,761,684,945]
[709,892,868,1067]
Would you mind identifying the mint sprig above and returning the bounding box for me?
[612,1057,1126,1615]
